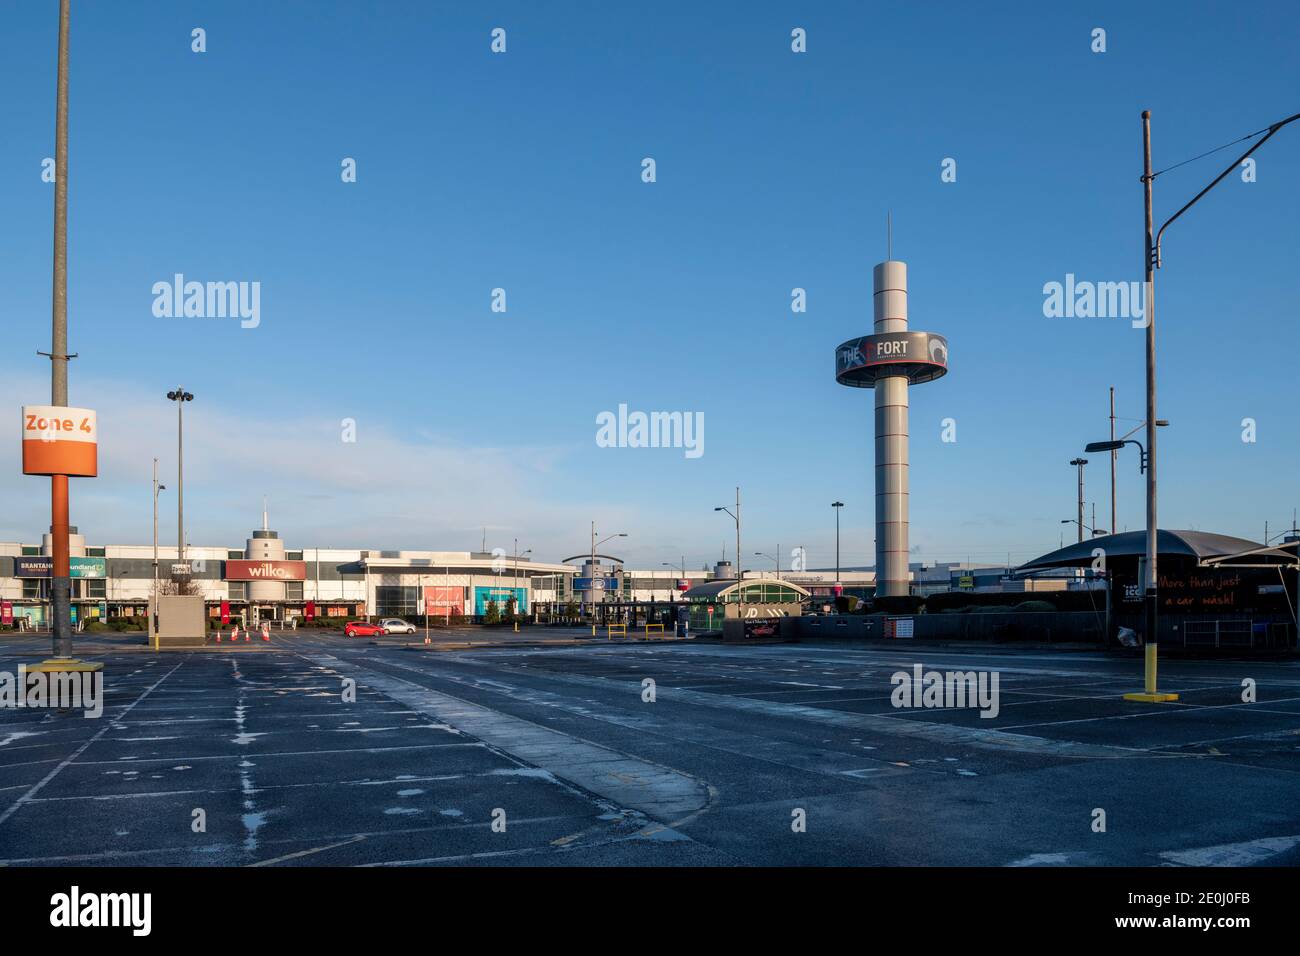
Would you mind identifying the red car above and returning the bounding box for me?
[343,621,387,638]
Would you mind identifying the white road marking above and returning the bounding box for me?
[1161,834,1300,866]
[0,661,183,829]
[305,653,710,824]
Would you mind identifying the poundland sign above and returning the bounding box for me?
[14,556,106,578]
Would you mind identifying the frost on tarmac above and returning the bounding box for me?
[1,632,1299,866]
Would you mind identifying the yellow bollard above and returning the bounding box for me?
[1123,643,1179,702]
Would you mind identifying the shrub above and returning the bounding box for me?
[1015,600,1057,613]
[870,595,926,615]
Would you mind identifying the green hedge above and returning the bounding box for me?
[869,595,927,615]
[924,591,1103,613]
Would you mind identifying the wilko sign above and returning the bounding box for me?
[224,560,307,581]
[21,405,98,477]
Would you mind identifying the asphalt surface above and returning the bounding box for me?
[2,628,1299,866]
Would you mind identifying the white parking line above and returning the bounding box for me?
[0,661,183,829]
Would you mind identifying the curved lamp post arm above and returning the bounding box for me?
[1152,111,1300,269]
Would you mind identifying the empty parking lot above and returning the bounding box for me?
[2,630,1299,866]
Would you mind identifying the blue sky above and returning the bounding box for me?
[2,1,1297,570]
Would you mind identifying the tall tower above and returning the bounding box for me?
[245,503,287,604]
[835,259,948,597]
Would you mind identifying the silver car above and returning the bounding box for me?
[379,618,416,635]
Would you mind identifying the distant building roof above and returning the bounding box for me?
[682,578,811,600]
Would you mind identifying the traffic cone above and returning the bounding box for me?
[261,623,270,642]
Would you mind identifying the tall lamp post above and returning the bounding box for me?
[41,0,77,665]
[588,525,627,634]
[151,459,166,644]
[166,389,194,568]
[1108,387,1117,537]
[1128,106,1299,702]
[831,501,844,589]
[753,550,780,577]
[714,487,742,581]
[513,540,531,631]
[1069,459,1088,544]
[1060,518,1107,538]
[662,558,687,602]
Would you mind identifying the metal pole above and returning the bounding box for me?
[152,458,159,643]
[590,520,596,635]
[1122,109,1175,703]
[1143,109,1159,667]
[177,392,184,563]
[1109,386,1117,535]
[49,0,72,660]
[833,501,843,586]
[1069,458,1087,543]
[153,461,159,589]
[735,486,742,582]
[1077,460,1084,544]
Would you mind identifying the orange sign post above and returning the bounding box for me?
[21,406,98,477]
[22,405,101,674]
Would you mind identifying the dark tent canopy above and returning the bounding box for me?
[1018,529,1298,572]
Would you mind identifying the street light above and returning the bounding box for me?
[588,524,627,634]
[166,388,194,569]
[1086,421,1168,474]
[662,558,687,577]
[151,459,166,645]
[1061,519,1108,537]
[513,540,531,631]
[1133,108,1299,702]
[1068,459,1088,544]
[714,486,742,581]
[754,551,780,577]
[831,501,844,587]
[41,0,77,664]
[662,558,687,602]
